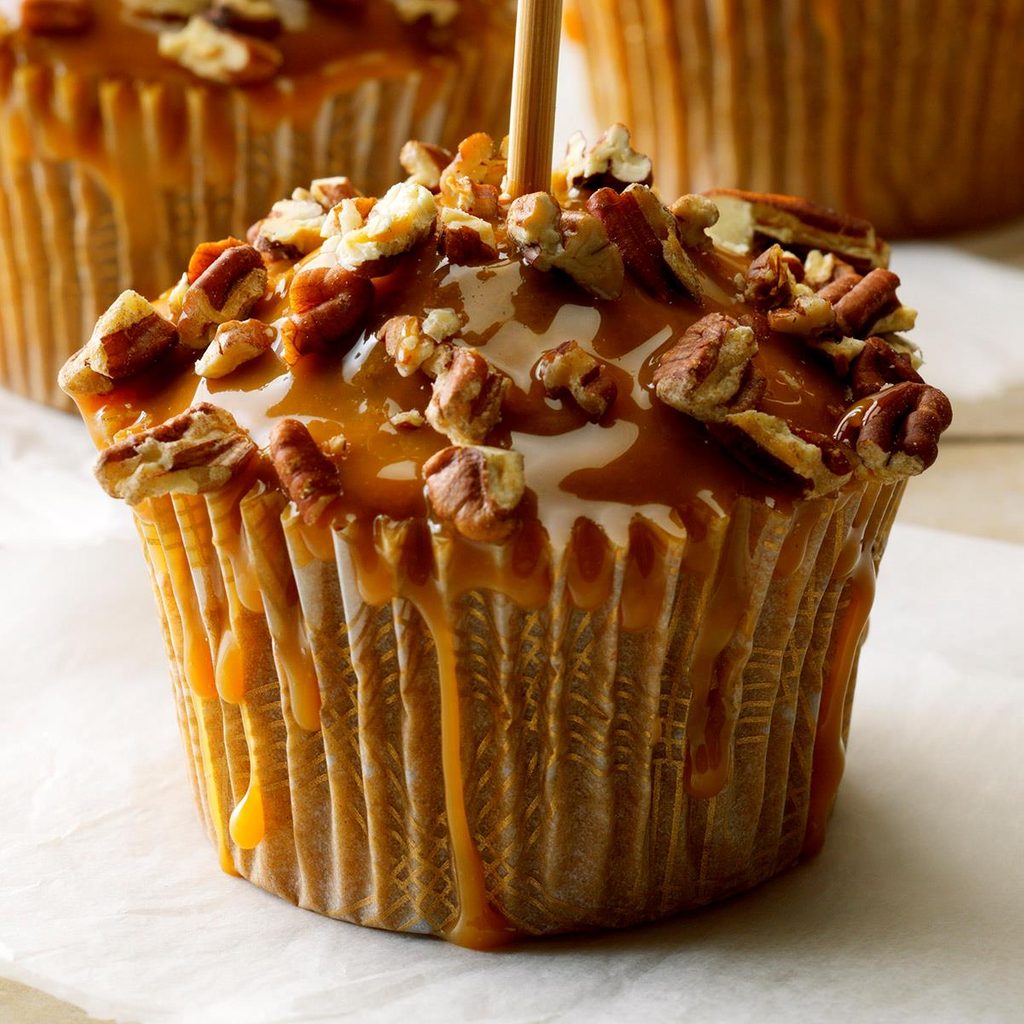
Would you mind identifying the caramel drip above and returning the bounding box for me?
[565,517,616,611]
[619,520,670,632]
[802,486,888,856]
[228,712,266,851]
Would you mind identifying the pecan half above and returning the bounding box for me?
[187,237,245,285]
[561,124,652,193]
[832,268,901,337]
[178,244,267,348]
[84,290,178,380]
[718,410,854,497]
[94,404,256,504]
[281,264,374,363]
[767,294,837,337]
[400,140,452,192]
[835,382,952,481]
[536,340,617,420]
[21,0,92,33]
[426,347,509,444]
[653,313,764,422]
[157,15,282,85]
[849,336,923,400]
[587,184,701,300]
[269,419,342,524]
[423,445,525,542]
[195,319,275,378]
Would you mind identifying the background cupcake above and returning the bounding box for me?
[58,124,952,945]
[567,0,1024,238]
[0,0,516,409]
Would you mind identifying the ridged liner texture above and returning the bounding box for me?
[131,475,904,939]
[572,0,1024,237]
[0,32,513,410]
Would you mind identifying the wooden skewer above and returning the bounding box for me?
[504,0,564,200]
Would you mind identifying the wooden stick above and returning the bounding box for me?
[504,0,564,200]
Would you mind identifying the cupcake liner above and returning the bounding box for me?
[128,473,904,942]
[571,0,1024,236]
[0,38,512,410]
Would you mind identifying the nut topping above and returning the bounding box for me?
[206,0,281,38]
[767,294,837,336]
[21,0,92,33]
[423,445,525,542]
[158,15,283,85]
[310,176,360,209]
[269,419,342,524]
[94,403,256,504]
[668,194,720,250]
[536,340,617,420]
[437,206,498,264]
[281,264,374,363]
[653,313,764,422]
[84,290,178,380]
[849,336,923,400]
[400,140,452,192]
[58,348,115,398]
[561,124,652,192]
[426,346,509,445]
[743,244,804,308]
[331,181,436,273]
[178,244,267,348]
[187,237,244,285]
[832,268,901,337]
[252,197,327,259]
[803,249,857,290]
[718,410,854,497]
[835,382,952,481]
[195,319,275,378]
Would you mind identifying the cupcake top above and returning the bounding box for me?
[60,125,952,550]
[0,0,498,84]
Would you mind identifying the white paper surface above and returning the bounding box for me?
[1,383,1023,1024]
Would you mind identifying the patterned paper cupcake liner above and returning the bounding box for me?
[0,39,512,410]
[570,0,1024,237]
[130,470,904,943]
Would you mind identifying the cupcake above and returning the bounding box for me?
[567,0,1024,237]
[60,125,950,946]
[0,0,515,410]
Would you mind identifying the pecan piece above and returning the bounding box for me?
[310,176,360,208]
[84,290,178,380]
[668,194,720,250]
[187,237,244,285]
[58,348,115,398]
[94,404,256,504]
[537,340,617,420]
[743,244,804,308]
[849,336,923,400]
[158,15,283,85]
[281,264,374,363]
[426,347,509,445]
[400,140,452,192]
[21,0,92,33]
[253,197,327,260]
[653,313,764,422]
[269,419,342,524]
[437,206,498,264]
[832,268,901,337]
[803,249,857,290]
[561,124,652,193]
[178,244,267,348]
[423,445,525,543]
[195,319,275,378]
[718,410,854,497]
[439,133,506,201]
[332,181,436,273]
[767,294,837,337]
[835,382,952,481]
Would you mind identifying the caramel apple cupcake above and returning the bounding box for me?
[568,0,1024,236]
[0,0,515,409]
[60,127,950,946]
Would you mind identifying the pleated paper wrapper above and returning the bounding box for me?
[0,33,513,410]
[571,0,1024,237]
[130,471,904,940]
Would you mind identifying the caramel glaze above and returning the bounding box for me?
[80,232,880,948]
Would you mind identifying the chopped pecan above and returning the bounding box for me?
[536,340,617,420]
[849,336,923,400]
[187,237,244,285]
[157,15,282,85]
[207,0,281,38]
[389,409,425,430]
[767,294,837,336]
[269,419,341,524]
[653,313,764,422]
[84,290,178,379]
[332,181,436,273]
[426,347,509,444]
[400,140,452,192]
[253,197,326,259]
[815,272,862,305]
[195,319,275,378]
[21,0,92,33]
[94,403,256,504]
[718,410,854,497]
[310,176,360,208]
[668,194,720,250]
[507,192,623,299]
[437,206,498,264]
[320,196,376,240]
[380,314,436,376]
[178,244,267,348]
[561,124,652,193]
[423,445,525,543]
[58,348,115,398]
[706,189,890,269]
[835,382,952,480]
[421,307,463,342]
[832,268,901,337]
[281,264,373,363]
[803,249,857,290]
[587,185,701,300]
[439,133,506,202]
[743,244,804,308]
